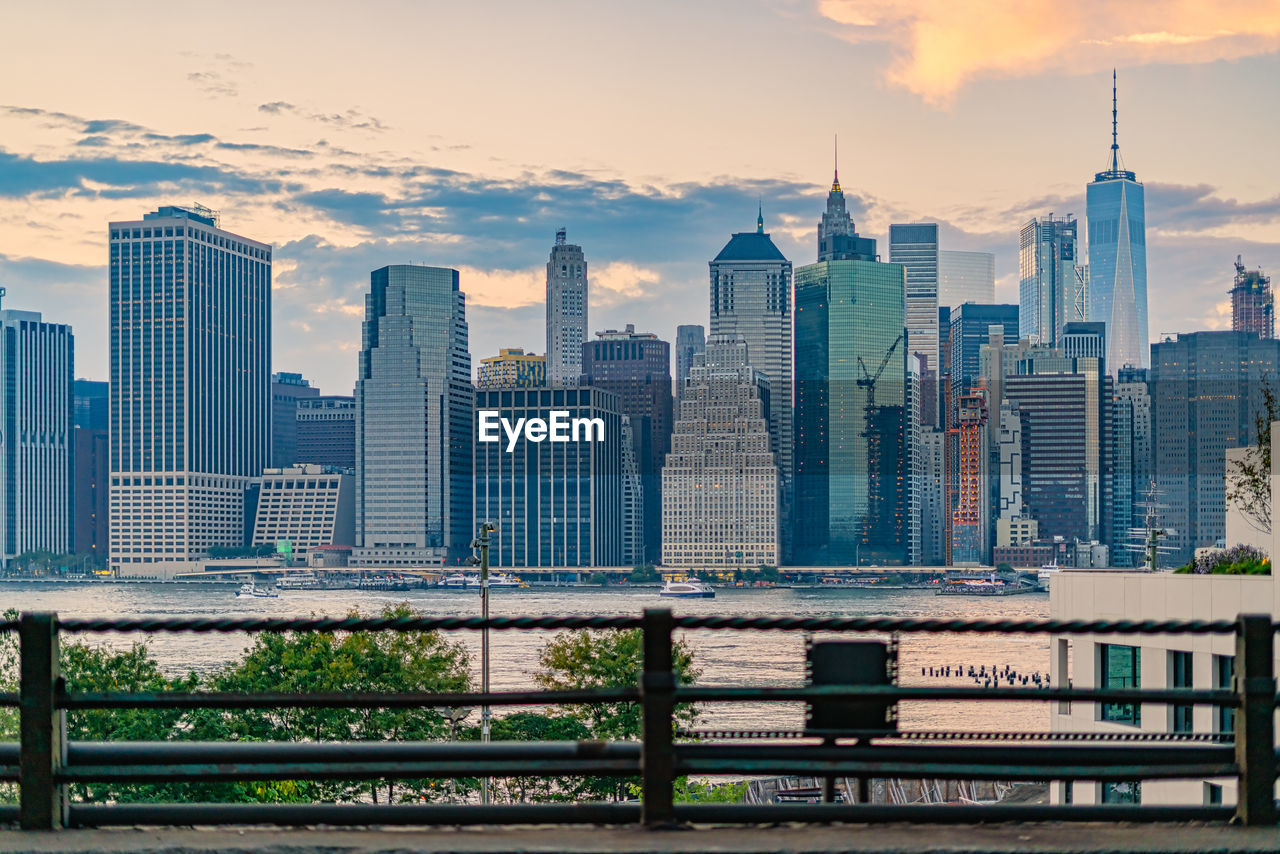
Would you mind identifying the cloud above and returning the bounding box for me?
[187,71,239,98]
[257,100,388,131]
[0,149,287,199]
[816,0,1280,103]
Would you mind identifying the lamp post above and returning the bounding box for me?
[469,522,496,805]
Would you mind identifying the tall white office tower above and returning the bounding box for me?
[354,265,472,567]
[709,209,793,559]
[937,250,996,310]
[546,228,588,385]
[108,206,271,573]
[889,223,940,390]
[0,296,74,565]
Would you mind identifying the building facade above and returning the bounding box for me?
[674,324,705,402]
[72,379,108,563]
[1230,256,1273,339]
[662,337,778,570]
[794,256,909,566]
[250,465,355,558]
[1086,73,1148,373]
[0,307,74,564]
[354,265,472,567]
[709,212,793,558]
[581,324,672,564]
[271,372,319,468]
[477,348,547,389]
[546,228,588,386]
[890,223,940,393]
[1150,331,1280,566]
[473,386,625,568]
[108,205,271,571]
[937,250,996,310]
[949,304,1020,397]
[1020,215,1086,349]
[295,395,356,470]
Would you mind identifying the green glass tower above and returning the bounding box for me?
[795,258,908,565]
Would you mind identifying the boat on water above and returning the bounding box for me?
[660,578,715,599]
[440,572,521,589]
[276,571,322,590]
[936,576,1040,597]
[235,581,279,599]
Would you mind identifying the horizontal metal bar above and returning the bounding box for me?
[674,803,1235,824]
[676,685,1242,705]
[0,743,17,763]
[69,801,640,827]
[0,805,18,824]
[0,691,17,707]
[61,758,640,783]
[675,758,1234,781]
[670,615,1245,635]
[676,742,1235,767]
[57,615,645,634]
[68,740,641,765]
[62,686,639,711]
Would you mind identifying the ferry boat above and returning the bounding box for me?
[440,572,521,589]
[660,578,715,599]
[276,571,321,590]
[440,573,468,588]
[235,581,279,599]
[1037,559,1060,586]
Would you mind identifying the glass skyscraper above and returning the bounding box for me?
[937,250,996,310]
[1020,215,1086,349]
[890,223,940,387]
[794,256,909,566]
[1087,72,1148,372]
[354,265,472,567]
[108,205,271,571]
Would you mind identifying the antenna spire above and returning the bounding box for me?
[832,134,840,192]
[757,202,764,234]
[1111,68,1119,173]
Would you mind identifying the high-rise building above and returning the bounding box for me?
[477,348,547,389]
[938,250,996,310]
[272,372,319,468]
[1111,366,1151,565]
[582,324,672,564]
[1230,256,1273,339]
[1019,215,1086,349]
[710,210,794,557]
[296,396,356,470]
[354,265,472,567]
[0,304,73,565]
[1086,71,1148,373]
[674,325,705,401]
[108,205,271,571]
[546,228,588,386]
[73,379,108,563]
[251,465,355,558]
[817,160,876,263]
[1150,331,1280,565]
[918,429,946,565]
[996,400,1023,519]
[951,391,988,565]
[949,304,1019,397]
[619,417,644,566]
[794,253,909,566]
[890,223,940,394]
[662,337,778,570]
[474,386,625,568]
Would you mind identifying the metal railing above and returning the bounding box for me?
[0,609,1276,829]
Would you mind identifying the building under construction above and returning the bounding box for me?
[951,391,988,565]
[1230,255,1273,339]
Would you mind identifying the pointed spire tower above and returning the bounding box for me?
[1087,69,1148,373]
[757,202,764,234]
[817,135,875,262]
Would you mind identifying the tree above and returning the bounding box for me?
[1226,376,1279,535]
[628,564,660,584]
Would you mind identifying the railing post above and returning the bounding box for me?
[640,607,675,827]
[1233,613,1276,826]
[19,611,65,830]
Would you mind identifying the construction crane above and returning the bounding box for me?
[856,334,903,549]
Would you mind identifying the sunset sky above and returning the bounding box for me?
[3,0,1279,393]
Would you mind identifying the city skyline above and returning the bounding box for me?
[2,3,1279,394]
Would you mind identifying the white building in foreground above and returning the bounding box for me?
[1048,422,1280,808]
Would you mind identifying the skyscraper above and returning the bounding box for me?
[109,205,271,572]
[296,396,356,470]
[0,302,73,565]
[582,324,673,564]
[1111,366,1151,565]
[1230,256,1273,339]
[949,304,1019,397]
[710,210,793,557]
[1019,215,1086,349]
[354,265,472,567]
[73,379,108,563]
[1086,71,1148,372]
[817,158,877,263]
[271,372,319,467]
[674,324,705,401]
[937,250,996,310]
[951,391,988,565]
[794,251,909,566]
[662,337,778,570]
[1150,331,1280,565]
[473,386,625,568]
[546,228,588,386]
[890,223,940,391]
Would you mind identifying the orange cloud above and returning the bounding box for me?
[816,0,1280,103]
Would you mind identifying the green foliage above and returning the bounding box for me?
[483,712,594,802]
[205,544,277,559]
[628,564,660,584]
[735,564,780,584]
[1175,544,1272,575]
[587,572,609,586]
[1225,376,1278,535]
[996,562,1014,572]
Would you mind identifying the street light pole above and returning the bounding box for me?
[477,521,495,805]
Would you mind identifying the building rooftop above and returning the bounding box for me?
[712,232,788,263]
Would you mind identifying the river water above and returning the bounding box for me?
[1,583,1051,734]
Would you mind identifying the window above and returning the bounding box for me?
[1204,782,1223,805]
[1169,650,1193,733]
[1214,655,1235,737]
[1100,643,1140,725]
[1101,781,1141,804]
